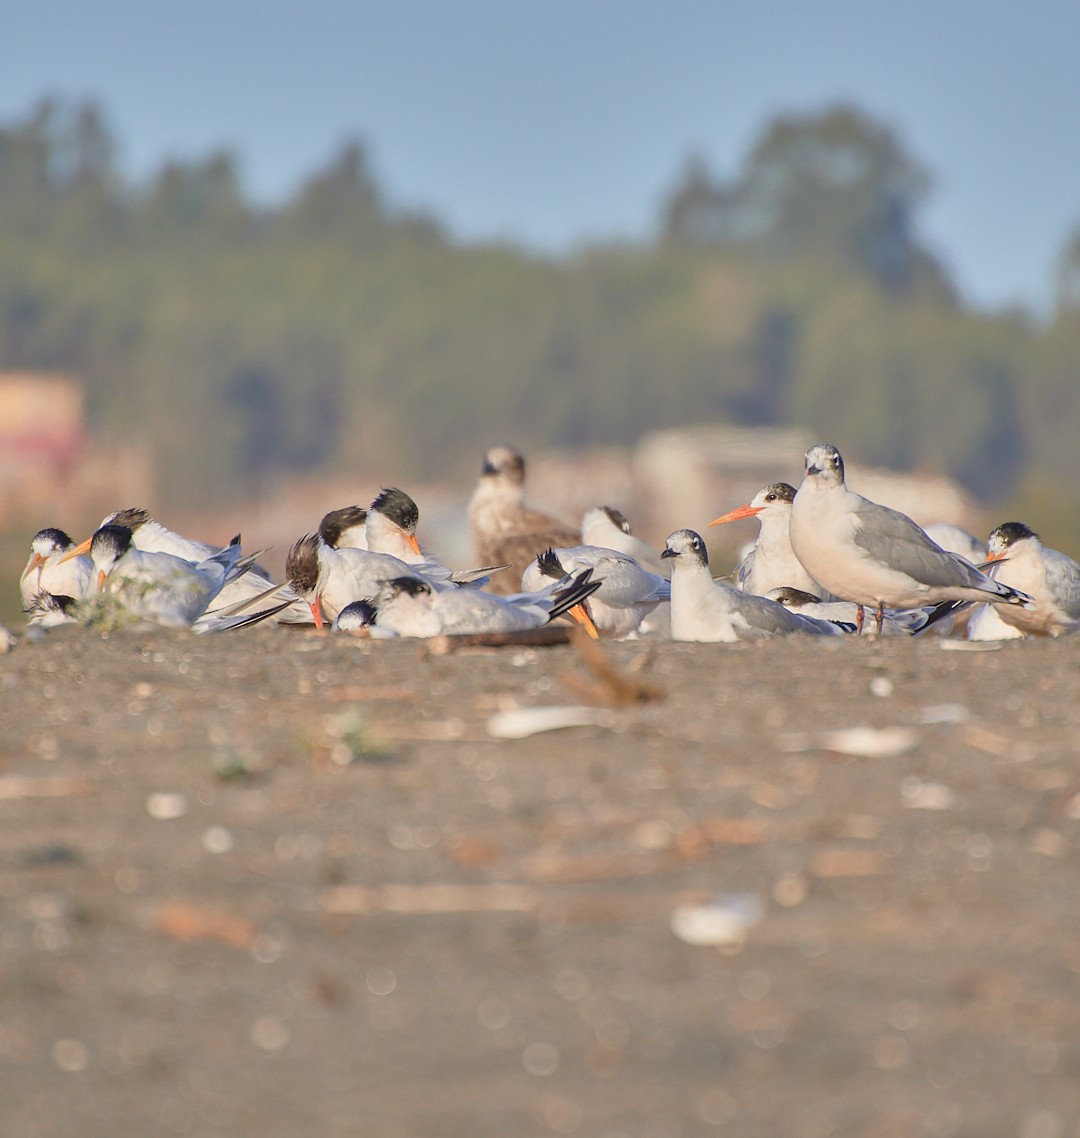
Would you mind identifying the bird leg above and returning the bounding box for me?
[874,601,885,636]
[855,605,865,635]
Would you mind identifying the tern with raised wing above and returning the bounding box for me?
[789,444,1033,633]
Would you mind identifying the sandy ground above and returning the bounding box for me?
[1,625,1080,1138]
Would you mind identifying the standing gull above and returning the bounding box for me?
[789,444,1033,632]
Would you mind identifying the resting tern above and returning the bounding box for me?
[984,522,1080,637]
[661,529,848,642]
[764,587,949,637]
[522,547,669,639]
[581,506,669,579]
[64,507,303,619]
[20,528,93,611]
[319,505,369,551]
[362,486,503,585]
[25,592,80,629]
[709,482,825,598]
[372,569,601,639]
[88,524,252,629]
[468,445,579,594]
[285,534,430,628]
[364,488,424,559]
[789,444,1033,632]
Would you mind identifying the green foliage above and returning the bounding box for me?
[0,95,1076,525]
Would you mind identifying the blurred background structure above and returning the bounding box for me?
[2,1,1080,618]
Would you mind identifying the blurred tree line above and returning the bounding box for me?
[2,97,1079,533]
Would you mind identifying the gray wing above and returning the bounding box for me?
[736,591,840,637]
[1045,549,1080,618]
[851,499,986,589]
[733,547,755,591]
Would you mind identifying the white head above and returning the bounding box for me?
[661,529,710,569]
[803,444,845,486]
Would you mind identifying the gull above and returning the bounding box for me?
[521,547,669,639]
[20,528,93,611]
[371,569,602,639]
[789,444,1033,633]
[581,505,669,579]
[709,482,825,598]
[468,445,579,594]
[88,524,252,629]
[984,521,1080,637]
[661,529,849,642]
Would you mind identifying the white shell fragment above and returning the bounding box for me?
[486,705,613,740]
[779,726,920,759]
[671,892,765,947]
[901,777,959,811]
[145,792,189,820]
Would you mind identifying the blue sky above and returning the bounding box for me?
[4,1,1079,313]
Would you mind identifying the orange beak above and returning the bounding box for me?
[310,598,325,630]
[20,552,46,581]
[568,603,600,640]
[60,536,94,563]
[708,503,764,527]
[405,532,422,556]
[96,569,108,592]
[985,550,1004,562]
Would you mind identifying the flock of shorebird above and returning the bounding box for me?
[16,442,1080,642]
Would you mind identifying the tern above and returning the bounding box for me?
[522,547,669,639]
[371,569,602,639]
[20,528,93,611]
[468,445,579,594]
[362,486,503,585]
[764,587,948,637]
[64,507,302,618]
[319,505,369,551]
[88,524,253,629]
[581,506,669,579]
[25,592,81,629]
[364,488,424,559]
[285,533,429,628]
[661,529,848,642]
[789,444,1033,633]
[984,522,1080,637]
[709,482,825,598]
